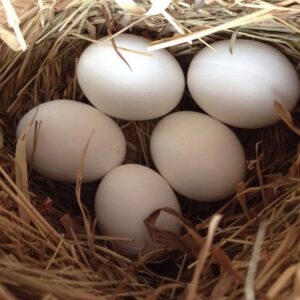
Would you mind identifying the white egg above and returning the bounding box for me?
[95,164,182,256]
[150,111,246,202]
[77,34,185,120]
[187,39,300,128]
[16,100,126,183]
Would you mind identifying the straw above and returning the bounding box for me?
[0,0,299,299]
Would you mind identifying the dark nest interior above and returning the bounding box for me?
[0,0,300,299]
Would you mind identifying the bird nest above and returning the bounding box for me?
[0,0,300,299]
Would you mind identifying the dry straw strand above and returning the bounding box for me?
[1,0,26,50]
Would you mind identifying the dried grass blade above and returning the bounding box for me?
[0,166,68,249]
[146,0,172,16]
[148,8,274,50]
[245,220,268,300]
[0,124,3,149]
[292,265,300,299]
[185,214,222,300]
[146,283,185,300]
[114,0,172,16]
[0,284,16,300]
[274,101,300,135]
[45,234,65,271]
[75,130,95,268]
[256,227,298,287]
[1,0,26,50]
[114,0,144,15]
[15,122,31,223]
[266,263,298,298]
[0,24,20,50]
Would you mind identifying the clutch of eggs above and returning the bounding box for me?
[187,39,300,128]
[95,164,182,256]
[77,34,185,121]
[17,100,126,183]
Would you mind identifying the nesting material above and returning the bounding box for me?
[0,1,300,299]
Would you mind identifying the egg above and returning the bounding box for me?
[150,111,246,202]
[77,34,185,121]
[94,164,182,256]
[16,100,126,183]
[187,39,300,128]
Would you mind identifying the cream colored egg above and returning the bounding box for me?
[16,100,126,182]
[95,164,182,256]
[77,34,185,120]
[187,39,300,128]
[150,111,246,202]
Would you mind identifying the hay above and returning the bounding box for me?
[0,0,300,299]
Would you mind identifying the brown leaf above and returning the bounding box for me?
[211,274,234,300]
[210,246,244,284]
[144,207,200,257]
[36,197,53,214]
[274,101,300,136]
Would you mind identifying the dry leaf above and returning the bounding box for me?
[211,274,234,300]
[144,207,200,257]
[36,197,53,214]
[274,101,300,136]
[210,246,244,284]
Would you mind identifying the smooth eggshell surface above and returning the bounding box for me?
[16,100,126,183]
[95,164,182,256]
[187,39,300,128]
[77,34,185,120]
[150,111,246,202]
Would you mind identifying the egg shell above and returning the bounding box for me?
[95,164,182,256]
[77,34,185,121]
[150,111,246,202]
[187,39,300,128]
[16,100,126,183]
